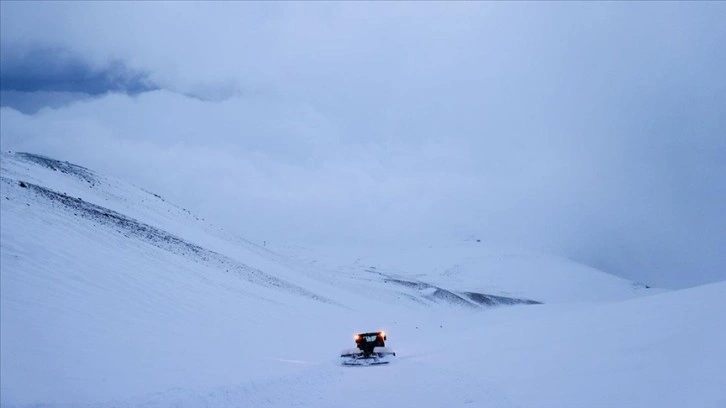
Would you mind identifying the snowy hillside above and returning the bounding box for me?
[274,242,657,304]
[1,152,724,408]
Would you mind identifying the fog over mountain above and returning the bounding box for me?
[1,2,725,288]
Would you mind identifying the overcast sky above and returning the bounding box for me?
[1,2,724,289]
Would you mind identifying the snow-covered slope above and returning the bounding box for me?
[0,152,558,312]
[2,152,722,408]
[91,281,726,408]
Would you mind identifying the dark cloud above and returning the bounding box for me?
[0,45,159,113]
[1,45,156,94]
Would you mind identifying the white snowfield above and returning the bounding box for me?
[1,152,724,408]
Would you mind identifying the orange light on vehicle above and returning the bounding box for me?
[379,331,386,338]
[354,334,360,340]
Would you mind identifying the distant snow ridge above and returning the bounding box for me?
[382,277,540,308]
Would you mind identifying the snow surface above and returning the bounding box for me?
[1,152,724,408]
